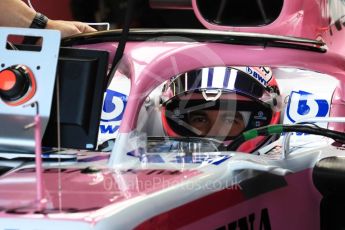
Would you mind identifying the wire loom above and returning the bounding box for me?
[227,124,345,151]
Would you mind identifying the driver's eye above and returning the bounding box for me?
[221,112,236,124]
[222,115,234,124]
[223,117,234,125]
[189,114,208,124]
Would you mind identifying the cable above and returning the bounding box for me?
[281,117,345,158]
[227,124,345,151]
[106,0,135,85]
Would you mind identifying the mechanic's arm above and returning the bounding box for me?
[0,0,96,38]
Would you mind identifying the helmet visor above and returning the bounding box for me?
[163,92,273,140]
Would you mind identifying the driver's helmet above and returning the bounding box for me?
[160,66,281,153]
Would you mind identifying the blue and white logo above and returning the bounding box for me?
[101,90,128,122]
[286,90,329,123]
[99,89,128,135]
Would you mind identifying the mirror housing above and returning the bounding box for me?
[194,0,283,27]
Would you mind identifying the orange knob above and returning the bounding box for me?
[0,70,16,91]
[0,65,36,106]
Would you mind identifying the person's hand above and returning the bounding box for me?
[46,19,97,38]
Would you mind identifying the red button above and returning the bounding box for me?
[0,70,16,91]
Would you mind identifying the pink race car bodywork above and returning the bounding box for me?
[0,0,345,229]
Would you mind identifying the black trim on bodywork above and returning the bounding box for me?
[61,29,326,53]
[240,172,288,199]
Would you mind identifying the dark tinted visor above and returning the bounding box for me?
[164,92,272,140]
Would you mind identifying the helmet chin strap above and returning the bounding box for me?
[202,89,222,101]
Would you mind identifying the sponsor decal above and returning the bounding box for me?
[253,111,268,127]
[99,89,128,134]
[101,89,128,122]
[216,208,271,230]
[254,111,267,121]
[245,67,273,87]
[286,90,329,124]
[172,155,231,165]
[98,75,130,145]
[99,124,120,134]
[285,90,330,137]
